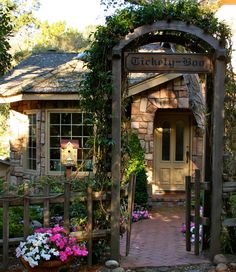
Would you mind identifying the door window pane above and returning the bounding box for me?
[175,121,184,161]
[162,121,170,161]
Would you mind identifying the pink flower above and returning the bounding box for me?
[49,233,61,242]
[59,251,68,262]
[56,240,65,249]
[65,246,73,256]
[52,226,66,233]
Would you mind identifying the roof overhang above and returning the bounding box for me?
[0,93,80,103]
[128,73,182,97]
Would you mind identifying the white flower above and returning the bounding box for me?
[41,252,51,261]
[25,256,38,268]
[49,248,60,256]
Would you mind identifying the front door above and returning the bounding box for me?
[154,113,191,191]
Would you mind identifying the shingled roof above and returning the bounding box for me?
[0,51,86,102]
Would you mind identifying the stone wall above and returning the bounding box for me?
[130,76,204,191]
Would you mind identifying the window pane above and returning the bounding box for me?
[61,126,72,137]
[27,113,37,170]
[50,125,60,136]
[83,125,93,136]
[72,125,82,136]
[50,113,60,124]
[50,149,60,159]
[50,137,60,148]
[61,113,71,124]
[72,113,82,124]
[162,121,170,161]
[176,122,184,161]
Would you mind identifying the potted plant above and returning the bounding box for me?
[16,226,88,272]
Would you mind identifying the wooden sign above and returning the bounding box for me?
[124,52,213,73]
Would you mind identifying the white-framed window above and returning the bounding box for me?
[26,113,37,171]
[48,111,93,173]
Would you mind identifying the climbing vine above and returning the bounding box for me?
[79,0,234,183]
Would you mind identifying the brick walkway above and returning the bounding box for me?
[120,203,211,268]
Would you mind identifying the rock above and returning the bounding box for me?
[213,254,236,264]
[105,260,120,269]
[230,262,236,268]
[158,267,169,272]
[30,220,42,229]
[216,263,228,272]
[113,268,125,272]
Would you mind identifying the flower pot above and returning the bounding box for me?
[20,257,71,272]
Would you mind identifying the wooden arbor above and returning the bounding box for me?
[111,21,226,260]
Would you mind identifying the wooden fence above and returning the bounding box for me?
[0,182,110,269]
[185,169,236,255]
[185,169,211,255]
[0,174,136,270]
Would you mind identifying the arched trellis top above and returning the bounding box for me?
[112,20,226,57]
[111,19,226,261]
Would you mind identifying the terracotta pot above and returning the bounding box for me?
[20,257,71,272]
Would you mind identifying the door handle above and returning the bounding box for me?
[186,151,189,163]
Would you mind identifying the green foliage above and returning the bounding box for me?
[123,132,146,180]
[122,131,148,204]
[0,205,43,239]
[0,3,13,75]
[220,194,236,254]
[33,21,90,52]
[0,104,10,158]
[0,0,40,33]
[229,194,236,218]
[134,167,148,204]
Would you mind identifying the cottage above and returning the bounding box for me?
[0,51,93,186]
[0,49,205,200]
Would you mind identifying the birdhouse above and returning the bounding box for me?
[60,139,79,167]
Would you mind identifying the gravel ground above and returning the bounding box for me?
[3,261,236,272]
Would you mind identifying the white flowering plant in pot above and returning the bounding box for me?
[16,226,88,268]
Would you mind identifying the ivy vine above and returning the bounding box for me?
[79,0,234,183]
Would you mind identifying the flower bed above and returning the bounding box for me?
[181,222,203,243]
[132,205,150,222]
[16,226,88,268]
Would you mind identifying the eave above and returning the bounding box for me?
[0,93,80,103]
[128,73,182,97]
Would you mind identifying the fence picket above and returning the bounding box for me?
[3,199,9,269]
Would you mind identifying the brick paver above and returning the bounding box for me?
[120,203,210,268]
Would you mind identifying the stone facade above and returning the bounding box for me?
[130,76,204,194]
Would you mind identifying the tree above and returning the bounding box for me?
[33,21,90,52]
[0,0,40,32]
[0,2,13,75]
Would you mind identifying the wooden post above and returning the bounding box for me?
[126,174,136,256]
[111,51,122,261]
[87,186,93,266]
[185,175,191,252]
[194,169,201,255]
[2,199,9,269]
[43,184,50,227]
[64,166,71,228]
[210,50,226,258]
[24,184,30,239]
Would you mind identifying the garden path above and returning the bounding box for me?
[120,202,211,268]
